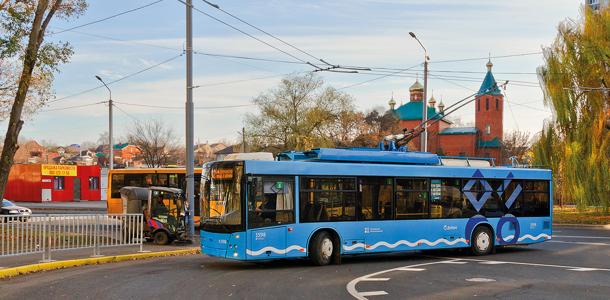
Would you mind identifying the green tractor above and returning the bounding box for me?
[120,186,188,245]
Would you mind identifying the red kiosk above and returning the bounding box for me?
[5,164,101,202]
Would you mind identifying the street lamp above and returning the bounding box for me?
[95,75,113,170]
[409,31,430,152]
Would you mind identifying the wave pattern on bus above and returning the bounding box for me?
[502,233,552,243]
[343,238,468,251]
[246,245,306,256]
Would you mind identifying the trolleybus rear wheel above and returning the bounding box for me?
[309,232,334,266]
[471,226,493,255]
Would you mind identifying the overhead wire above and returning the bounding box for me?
[48,53,184,105]
[199,0,330,67]
[49,0,166,35]
[40,101,107,112]
[113,101,255,110]
[175,0,314,66]
[337,63,422,90]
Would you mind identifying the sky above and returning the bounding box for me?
[4,0,582,146]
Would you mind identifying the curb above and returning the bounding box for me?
[554,223,610,229]
[0,248,200,280]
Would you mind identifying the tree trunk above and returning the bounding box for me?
[0,0,50,200]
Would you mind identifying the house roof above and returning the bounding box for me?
[393,101,442,121]
[478,137,502,148]
[113,143,129,150]
[215,145,239,155]
[439,127,478,135]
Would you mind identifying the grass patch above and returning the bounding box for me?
[553,206,610,225]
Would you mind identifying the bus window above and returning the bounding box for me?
[110,174,125,198]
[522,180,550,216]
[480,180,504,217]
[157,174,168,186]
[300,177,357,222]
[248,176,295,228]
[359,177,393,220]
[395,178,429,219]
[169,174,179,188]
[430,178,476,219]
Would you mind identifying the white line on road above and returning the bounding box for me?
[553,235,610,240]
[432,256,610,272]
[358,291,388,297]
[549,240,610,246]
[361,278,390,281]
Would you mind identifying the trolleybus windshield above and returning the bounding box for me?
[201,162,243,232]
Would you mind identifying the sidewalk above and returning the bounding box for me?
[0,237,200,270]
[18,201,107,214]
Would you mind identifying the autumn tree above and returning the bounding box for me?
[532,6,610,210]
[245,73,361,152]
[0,0,87,200]
[351,109,400,147]
[127,119,180,168]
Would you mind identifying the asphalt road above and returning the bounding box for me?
[2,225,609,300]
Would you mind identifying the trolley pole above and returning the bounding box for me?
[185,0,195,240]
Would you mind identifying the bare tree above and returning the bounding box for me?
[127,119,180,168]
[502,130,532,164]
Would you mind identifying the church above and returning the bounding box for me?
[389,60,504,164]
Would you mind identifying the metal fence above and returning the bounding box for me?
[0,214,144,262]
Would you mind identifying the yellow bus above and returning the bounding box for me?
[107,168,202,224]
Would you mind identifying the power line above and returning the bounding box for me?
[112,103,140,122]
[175,0,313,66]
[431,51,543,64]
[40,101,106,112]
[337,63,422,90]
[192,72,307,88]
[50,0,165,35]
[113,101,255,110]
[48,53,184,105]
[199,0,329,66]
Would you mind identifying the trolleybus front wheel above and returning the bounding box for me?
[471,226,494,256]
[309,231,334,266]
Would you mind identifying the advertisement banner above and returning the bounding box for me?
[41,164,77,176]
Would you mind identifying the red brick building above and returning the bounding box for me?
[390,60,504,164]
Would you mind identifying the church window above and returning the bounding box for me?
[477,99,480,111]
[486,125,491,135]
[496,98,499,110]
[486,98,489,111]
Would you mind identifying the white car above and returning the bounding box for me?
[1,199,32,221]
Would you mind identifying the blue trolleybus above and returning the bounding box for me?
[200,147,552,265]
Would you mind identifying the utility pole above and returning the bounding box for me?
[409,32,429,152]
[95,75,113,170]
[242,127,246,152]
[185,0,195,240]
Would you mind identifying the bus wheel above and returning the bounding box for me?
[153,231,170,245]
[310,232,334,266]
[471,226,493,255]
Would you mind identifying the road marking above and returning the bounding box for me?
[346,260,453,300]
[554,235,610,240]
[568,268,602,272]
[361,278,390,281]
[549,240,610,246]
[439,260,468,264]
[431,256,610,272]
[358,291,388,297]
[478,261,508,265]
[466,277,496,282]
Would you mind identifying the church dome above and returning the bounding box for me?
[409,80,424,91]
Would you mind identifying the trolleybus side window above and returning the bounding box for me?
[480,180,505,217]
[430,178,477,219]
[395,178,429,219]
[300,177,357,222]
[522,180,550,217]
[359,177,393,220]
[248,176,295,228]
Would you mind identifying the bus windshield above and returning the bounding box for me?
[201,162,243,232]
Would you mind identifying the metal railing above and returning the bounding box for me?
[0,214,144,262]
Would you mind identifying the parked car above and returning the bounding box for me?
[1,199,32,221]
